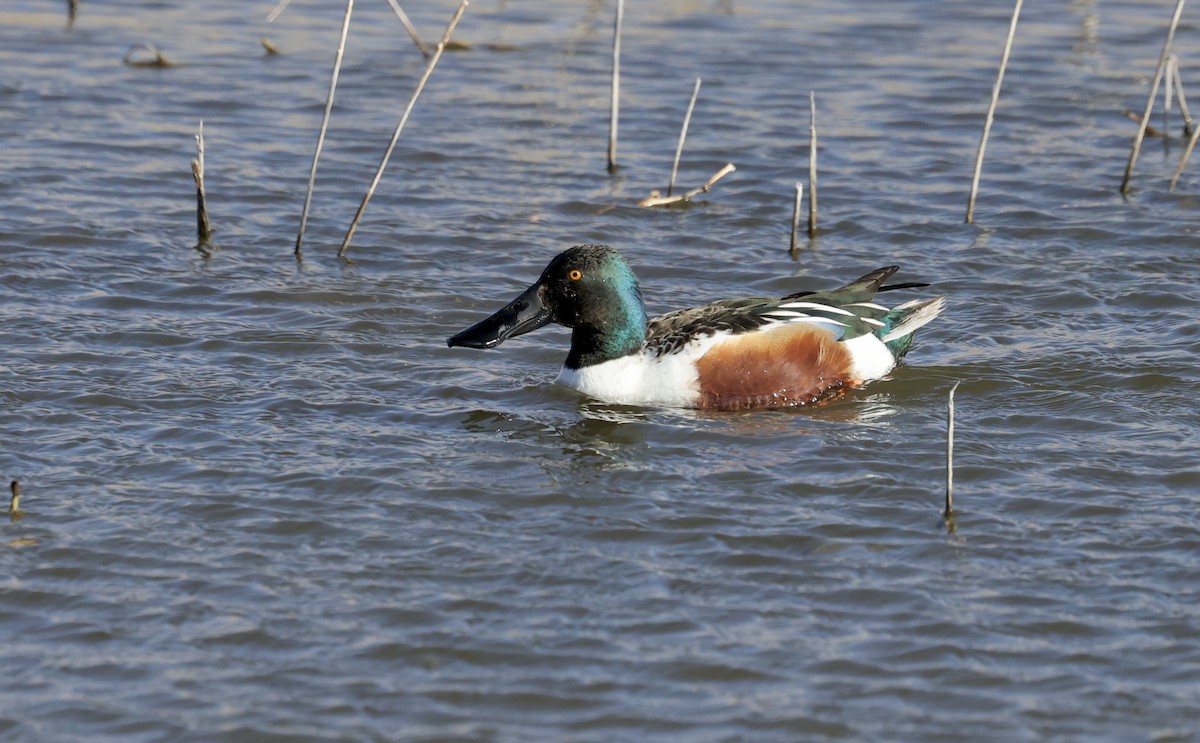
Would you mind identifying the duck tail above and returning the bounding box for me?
[880,296,945,358]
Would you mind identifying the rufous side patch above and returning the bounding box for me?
[695,325,855,410]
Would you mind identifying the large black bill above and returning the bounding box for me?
[447,283,553,349]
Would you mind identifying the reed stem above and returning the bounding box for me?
[966,0,1023,223]
[790,182,803,253]
[1121,0,1187,194]
[807,91,818,236]
[295,0,354,259]
[9,480,19,517]
[338,1,469,259]
[608,0,624,173]
[384,0,432,58]
[191,121,214,249]
[945,381,962,519]
[1172,56,1194,135]
[1170,118,1200,190]
[668,78,701,197]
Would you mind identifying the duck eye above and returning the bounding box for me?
[568,269,583,281]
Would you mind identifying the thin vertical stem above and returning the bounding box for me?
[295,0,354,259]
[946,381,962,519]
[608,0,624,173]
[1165,55,1176,137]
[790,182,803,253]
[1121,0,1187,194]
[384,0,432,58]
[967,0,1023,223]
[1173,56,1194,135]
[191,121,213,246]
[668,77,702,197]
[807,91,818,236]
[1170,118,1200,190]
[338,1,469,259]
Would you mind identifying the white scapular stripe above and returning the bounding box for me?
[777,301,857,316]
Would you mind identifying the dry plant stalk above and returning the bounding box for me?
[1172,57,1194,135]
[945,380,962,519]
[668,78,702,197]
[384,0,432,58]
[338,1,470,259]
[807,91,818,236]
[790,182,803,253]
[1121,0,1187,194]
[638,163,735,207]
[192,121,214,252]
[966,0,1023,223]
[295,0,355,259]
[608,0,625,173]
[123,42,173,68]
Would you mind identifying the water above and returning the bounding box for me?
[2,0,1199,740]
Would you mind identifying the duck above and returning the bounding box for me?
[447,245,944,410]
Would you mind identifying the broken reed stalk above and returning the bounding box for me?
[945,380,962,520]
[192,121,214,250]
[9,480,20,517]
[338,1,469,259]
[608,0,624,173]
[807,91,818,236]
[1169,120,1200,190]
[1165,56,1176,137]
[638,163,735,207]
[295,0,355,259]
[384,0,432,58]
[67,0,78,29]
[1172,55,1194,135]
[1121,0,1187,194]
[790,182,803,253]
[668,78,702,197]
[966,0,1023,223]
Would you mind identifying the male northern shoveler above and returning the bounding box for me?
[447,245,944,410]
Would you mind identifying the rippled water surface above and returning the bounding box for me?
[2,0,1199,740]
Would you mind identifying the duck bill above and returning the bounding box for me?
[447,283,553,349]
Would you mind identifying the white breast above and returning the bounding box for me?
[554,335,728,407]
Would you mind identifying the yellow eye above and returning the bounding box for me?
[568,269,583,281]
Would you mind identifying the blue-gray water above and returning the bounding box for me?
[2,1,1199,740]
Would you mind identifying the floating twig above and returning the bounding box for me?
[338,1,469,259]
[295,0,355,260]
[945,381,962,521]
[807,91,818,236]
[668,78,702,197]
[123,42,174,68]
[608,0,624,173]
[384,0,432,58]
[261,37,280,56]
[1121,0,1187,194]
[790,182,803,253]
[1124,109,1164,138]
[9,480,20,521]
[966,0,1023,223]
[638,163,735,207]
[191,121,214,253]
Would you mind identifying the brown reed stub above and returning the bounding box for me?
[67,0,78,29]
[1124,109,1164,138]
[192,122,214,252]
[945,381,962,521]
[123,42,174,68]
[9,480,20,518]
[261,37,280,56]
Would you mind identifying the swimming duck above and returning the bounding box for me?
[447,245,944,410]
